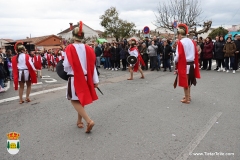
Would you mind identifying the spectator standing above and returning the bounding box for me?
[140,43,148,70]
[119,45,128,71]
[0,48,9,80]
[223,37,236,73]
[110,43,118,71]
[193,38,202,68]
[213,36,220,70]
[116,43,121,69]
[144,37,150,48]
[7,55,13,80]
[234,34,240,71]
[0,57,6,92]
[198,37,204,68]
[94,42,102,68]
[161,39,172,72]
[147,40,158,71]
[103,43,111,70]
[157,39,163,70]
[214,36,225,71]
[202,37,214,70]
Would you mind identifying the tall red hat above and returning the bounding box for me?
[177,23,188,36]
[14,41,25,53]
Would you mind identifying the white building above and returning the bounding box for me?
[0,39,13,52]
[155,27,174,34]
[227,24,240,32]
[57,23,99,41]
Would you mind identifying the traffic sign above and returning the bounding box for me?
[143,26,150,34]
[173,21,178,28]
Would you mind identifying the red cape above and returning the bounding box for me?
[177,40,200,88]
[34,55,42,70]
[129,47,145,72]
[65,44,98,106]
[12,54,37,90]
[50,55,55,67]
[47,54,51,65]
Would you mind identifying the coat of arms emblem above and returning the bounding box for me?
[7,132,20,155]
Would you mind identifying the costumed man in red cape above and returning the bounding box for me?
[55,49,63,64]
[12,42,37,104]
[63,21,99,133]
[127,39,145,80]
[46,49,51,71]
[174,23,201,104]
[33,50,42,78]
[50,50,56,72]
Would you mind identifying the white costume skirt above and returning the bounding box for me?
[66,77,79,100]
[18,69,30,82]
[186,64,195,74]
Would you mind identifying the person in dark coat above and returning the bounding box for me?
[115,43,121,69]
[213,36,219,70]
[234,34,240,71]
[202,37,214,70]
[0,57,6,92]
[139,43,148,70]
[214,35,225,71]
[198,37,204,68]
[119,45,128,71]
[161,39,172,72]
[110,43,118,71]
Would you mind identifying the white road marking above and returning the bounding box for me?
[42,75,50,78]
[176,112,222,160]
[33,82,43,85]
[41,75,57,83]
[0,86,66,104]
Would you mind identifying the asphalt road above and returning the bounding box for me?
[0,65,239,160]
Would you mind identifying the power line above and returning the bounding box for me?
[226,6,240,24]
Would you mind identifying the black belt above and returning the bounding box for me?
[68,74,87,77]
[187,62,194,65]
[18,69,28,71]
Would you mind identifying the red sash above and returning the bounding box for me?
[56,57,59,64]
[47,54,51,65]
[12,54,37,90]
[65,44,98,106]
[34,55,42,70]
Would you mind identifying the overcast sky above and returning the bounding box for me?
[0,0,239,40]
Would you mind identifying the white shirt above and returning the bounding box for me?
[128,48,138,57]
[61,51,66,57]
[17,53,36,70]
[58,55,63,61]
[63,43,99,84]
[50,55,54,62]
[174,38,195,63]
[44,52,47,59]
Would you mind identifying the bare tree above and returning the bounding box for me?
[155,0,211,36]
